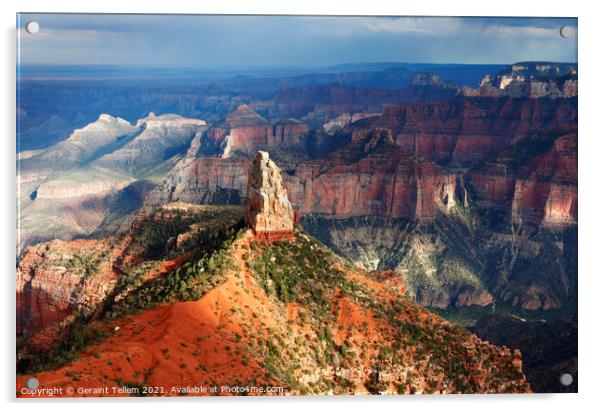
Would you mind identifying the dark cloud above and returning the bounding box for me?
[17,14,577,67]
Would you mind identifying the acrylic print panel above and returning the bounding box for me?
[16,13,577,397]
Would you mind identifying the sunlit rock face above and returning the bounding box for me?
[93,112,206,171]
[285,128,458,220]
[245,151,295,241]
[468,132,577,229]
[460,62,578,99]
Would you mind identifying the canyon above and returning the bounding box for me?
[143,96,576,313]
[16,61,578,394]
[19,80,578,311]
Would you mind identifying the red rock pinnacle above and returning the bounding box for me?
[245,151,295,241]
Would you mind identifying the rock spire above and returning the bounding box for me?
[245,151,295,241]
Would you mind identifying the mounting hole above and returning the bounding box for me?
[559,373,574,386]
[25,21,39,34]
[559,26,572,39]
[26,377,39,389]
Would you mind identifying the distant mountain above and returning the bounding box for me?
[93,113,206,174]
[19,114,138,179]
[17,113,207,254]
[461,62,578,98]
[324,62,506,87]
[17,63,503,151]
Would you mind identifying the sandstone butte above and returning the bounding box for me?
[245,151,295,242]
[205,105,309,157]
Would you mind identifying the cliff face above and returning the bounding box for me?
[286,129,456,220]
[351,98,577,167]
[150,130,456,222]
[303,211,576,312]
[34,169,135,200]
[203,105,310,158]
[271,119,310,149]
[17,238,125,335]
[301,215,493,309]
[147,157,250,207]
[468,133,577,228]
[245,151,295,240]
[323,112,380,135]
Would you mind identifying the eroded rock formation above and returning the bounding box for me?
[468,132,577,228]
[17,238,123,335]
[245,151,295,241]
[461,62,578,99]
[93,113,206,171]
[286,128,457,220]
[351,98,577,167]
[151,129,457,222]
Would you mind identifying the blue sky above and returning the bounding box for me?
[17,14,577,67]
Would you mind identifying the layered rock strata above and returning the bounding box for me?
[351,98,577,167]
[245,151,295,241]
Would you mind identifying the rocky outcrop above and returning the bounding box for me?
[17,238,123,335]
[245,151,294,241]
[461,62,578,99]
[411,72,453,88]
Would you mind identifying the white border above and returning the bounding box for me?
[2,1,600,410]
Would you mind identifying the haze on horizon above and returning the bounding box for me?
[17,14,577,69]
